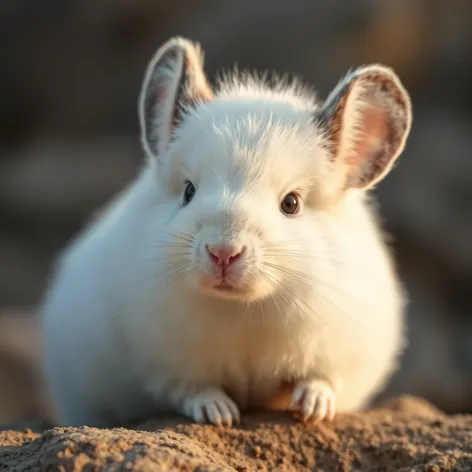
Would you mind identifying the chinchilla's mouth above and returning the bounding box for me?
[214,281,235,291]
[213,280,249,296]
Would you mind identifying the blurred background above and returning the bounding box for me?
[1,0,472,425]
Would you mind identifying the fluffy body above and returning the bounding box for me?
[41,39,409,428]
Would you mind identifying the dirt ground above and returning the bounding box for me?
[1,395,471,471]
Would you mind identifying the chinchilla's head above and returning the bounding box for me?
[138,37,412,303]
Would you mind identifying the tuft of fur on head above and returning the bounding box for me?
[214,67,320,110]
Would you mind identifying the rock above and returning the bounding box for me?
[0,396,471,471]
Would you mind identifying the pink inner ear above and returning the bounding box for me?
[347,106,388,167]
[156,84,168,102]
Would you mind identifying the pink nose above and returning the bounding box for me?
[205,244,246,266]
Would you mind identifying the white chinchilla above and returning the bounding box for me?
[40,36,412,428]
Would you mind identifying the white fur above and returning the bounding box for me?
[41,37,410,428]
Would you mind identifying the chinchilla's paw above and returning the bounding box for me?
[290,379,336,423]
[183,388,241,427]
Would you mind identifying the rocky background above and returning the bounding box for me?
[0,0,471,424]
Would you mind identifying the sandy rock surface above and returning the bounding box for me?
[1,396,471,471]
[1,0,472,415]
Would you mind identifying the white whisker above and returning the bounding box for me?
[262,262,372,332]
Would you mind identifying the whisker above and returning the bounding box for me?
[148,242,193,249]
[260,239,333,249]
[262,251,343,265]
[144,263,192,293]
[151,231,195,247]
[148,245,192,250]
[267,290,287,329]
[257,272,284,326]
[163,265,193,290]
[259,269,323,325]
[263,262,366,303]
[261,247,386,283]
[262,262,372,332]
[138,261,191,287]
[171,230,195,242]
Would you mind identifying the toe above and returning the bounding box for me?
[226,398,241,424]
[326,395,336,421]
[216,401,234,427]
[192,405,206,424]
[290,386,305,409]
[204,403,223,426]
[312,393,328,422]
[300,392,317,421]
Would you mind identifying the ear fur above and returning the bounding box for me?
[138,37,213,160]
[320,65,412,190]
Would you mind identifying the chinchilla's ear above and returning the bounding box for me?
[319,65,412,190]
[138,37,213,160]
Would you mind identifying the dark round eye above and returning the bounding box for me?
[280,192,299,215]
[183,181,196,205]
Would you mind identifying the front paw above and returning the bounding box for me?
[290,379,336,423]
[182,388,240,427]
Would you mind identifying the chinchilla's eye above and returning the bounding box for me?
[183,180,196,205]
[280,192,299,215]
